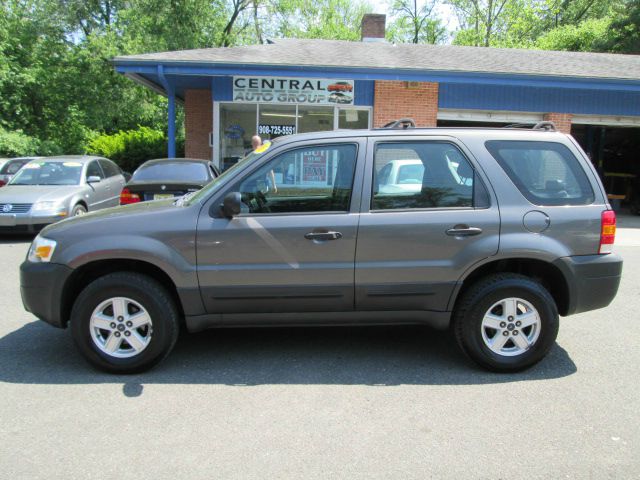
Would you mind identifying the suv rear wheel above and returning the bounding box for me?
[70,272,179,373]
[453,273,559,372]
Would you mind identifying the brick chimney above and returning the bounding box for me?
[361,14,386,42]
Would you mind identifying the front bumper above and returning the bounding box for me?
[20,261,73,328]
[553,253,623,316]
[0,212,67,233]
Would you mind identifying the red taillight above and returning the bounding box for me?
[599,210,616,254]
[0,180,5,187]
[120,188,140,205]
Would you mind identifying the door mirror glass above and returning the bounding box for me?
[86,176,101,183]
[222,192,242,218]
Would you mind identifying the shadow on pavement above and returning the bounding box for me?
[0,321,577,392]
[0,234,35,244]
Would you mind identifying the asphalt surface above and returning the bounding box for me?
[1,231,639,479]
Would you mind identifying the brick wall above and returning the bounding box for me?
[361,14,386,40]
[185,89,212,159]
[373,81,439,128]
[543,112,572,134]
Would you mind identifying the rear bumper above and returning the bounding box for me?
[553,253,623,316]
[20,261,73,328]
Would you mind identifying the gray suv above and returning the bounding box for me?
[20,124,623,373]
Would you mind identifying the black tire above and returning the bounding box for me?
[71,204,87,216]
[70,272,180,373]
[452,273,559,372]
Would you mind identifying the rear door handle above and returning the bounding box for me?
[446,225,483,237]
[304,231,343,241]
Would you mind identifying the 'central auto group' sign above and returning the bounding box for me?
[233,76,355,105]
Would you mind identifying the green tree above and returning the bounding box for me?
[387,0,447,44]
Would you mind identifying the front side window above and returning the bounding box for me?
[372,141,486,210]
[485,140,595,206]
[236,144,358,214]
[86,161,104,180]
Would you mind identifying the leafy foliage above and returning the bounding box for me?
[86,127,184,172]
[387,0,447,44]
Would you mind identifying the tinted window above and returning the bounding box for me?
[86,161,104,179]
[10,161,83,185]
[372,142,486,210]
[237,144,358,214]
[485,141,595,206]
[99,159,121,178]
[1,160,28,175]
[133,162,209,183]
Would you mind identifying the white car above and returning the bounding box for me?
[377,159,424,194]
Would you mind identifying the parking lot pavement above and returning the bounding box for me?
[0,235,638,480]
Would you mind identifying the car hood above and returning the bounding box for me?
[0,185,83,203]
[40,197,191,238]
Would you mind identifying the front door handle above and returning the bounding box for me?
[304,231,343,241]
[446,224,483,237]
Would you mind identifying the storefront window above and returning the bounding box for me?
[217,103,371,170]
[258,104,297,141]
[298,106,334,133]
[338,108,370,130]
[220,104,257,171]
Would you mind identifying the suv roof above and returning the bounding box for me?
[267,126,569,146]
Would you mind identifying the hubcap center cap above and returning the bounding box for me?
[117,324,126,332]
[507,323,515,331]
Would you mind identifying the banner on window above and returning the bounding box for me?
[233,77,355,105]
[302,150,328,183]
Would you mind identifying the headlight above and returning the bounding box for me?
[32,201,65,211]
[27,236,57,263]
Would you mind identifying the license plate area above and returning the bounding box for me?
[153,194,175,200]
[0,215,17,226]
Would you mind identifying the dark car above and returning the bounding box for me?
[0,157,40,187]
[21,123,623,373]
[120,158,219,204]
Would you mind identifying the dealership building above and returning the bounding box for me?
[113,14,640,201]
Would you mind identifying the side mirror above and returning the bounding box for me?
[87,176,101,184]
[221,192,242,218]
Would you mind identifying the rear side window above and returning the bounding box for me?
[372,141,489,210]
[485,141,594,206]
[99,159,121,178]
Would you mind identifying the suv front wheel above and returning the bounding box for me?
[70,272,180,373]
[453,273,559,372]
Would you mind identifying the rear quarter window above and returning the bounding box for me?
[485,140,595,206]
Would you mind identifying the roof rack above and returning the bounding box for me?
[503,121,556,131]
[382,118,416,129]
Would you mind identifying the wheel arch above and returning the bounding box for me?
[60,259,185,328]
[449,257,571,316]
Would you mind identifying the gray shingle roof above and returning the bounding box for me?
[114,38,640,82]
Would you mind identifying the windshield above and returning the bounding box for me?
[9,161,83,186]
[182,150,267,206]
[133,162,209,183]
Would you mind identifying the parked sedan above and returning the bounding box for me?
[120,158,219,204]
[0,156,125,233]
[0,157,40,187]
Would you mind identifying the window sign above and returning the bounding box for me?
[258,124,296,136]
[302,150,328,184]
[234,77,355,105]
